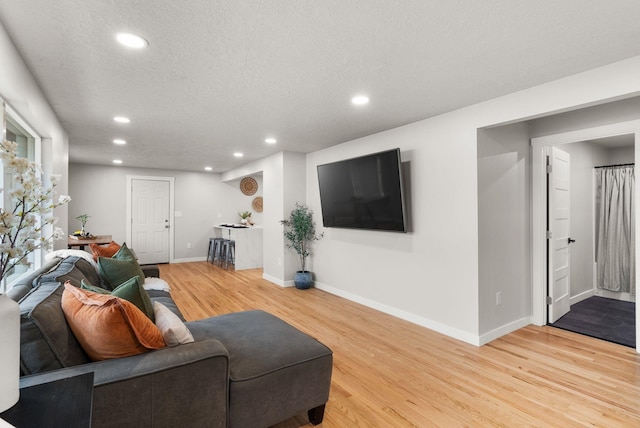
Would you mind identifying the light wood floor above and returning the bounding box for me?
[160,262,640,427]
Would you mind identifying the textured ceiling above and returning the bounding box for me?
[1,1,640,173]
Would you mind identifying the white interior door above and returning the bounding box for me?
[548,147,572,323]
[131,179,170,265]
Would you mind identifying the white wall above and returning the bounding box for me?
[259,154,286,283]
[69,163,249,261]
[477,123,531,336]
[609,146,634,165]
[529,97,640,138]
[0,23,69,253]
[282,152,307,279]
[307,118,481,344]
[222,175,264,226]
[305,55,640,346]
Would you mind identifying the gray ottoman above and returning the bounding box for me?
[188,310,333,428]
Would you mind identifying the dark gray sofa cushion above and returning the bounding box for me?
[19,282,89,375]
[141,264,160,278]
[187,310,333,428]
[35,256,101,288]
[147,289,186,321]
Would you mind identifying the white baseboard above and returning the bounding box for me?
[262,273,296,288]
[314,281,482,346]
[172,256,207,264]
[594,288,636,302]
[570,289,595,305]
[262,273,286,287]
[259,276,534,347]
[478,316,532,346]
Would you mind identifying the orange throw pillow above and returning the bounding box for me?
[61,282,165,361]
[90,241,121,261]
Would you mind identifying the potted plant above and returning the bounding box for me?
[280,202,323,289]
[238,210,252,225]
[75,213,90,237]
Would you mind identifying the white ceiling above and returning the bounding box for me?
[1,1,640,173]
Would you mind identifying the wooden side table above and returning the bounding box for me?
[67,235,112,251]
[0,372,94,428]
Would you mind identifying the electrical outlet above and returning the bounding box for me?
[496,292,502,305]
[218,212,222,218]
[187,243,191,249]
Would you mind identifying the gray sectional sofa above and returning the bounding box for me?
[10,255,333,428]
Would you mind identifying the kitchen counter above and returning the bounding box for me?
[213,225,263,270]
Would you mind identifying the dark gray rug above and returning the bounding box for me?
[550,296,636,348]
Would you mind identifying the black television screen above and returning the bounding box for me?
[317,148,407,232]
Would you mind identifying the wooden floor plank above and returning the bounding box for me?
[159,262,640,427]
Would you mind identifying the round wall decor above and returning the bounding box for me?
[240,177,258,195]
[252,196,263,212]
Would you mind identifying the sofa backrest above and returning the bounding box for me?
[18,256,101,375]
[19,281,90,374]
[35,256,102,288]
[6,258,63,302]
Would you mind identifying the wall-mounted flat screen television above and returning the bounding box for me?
[317,148,407,232]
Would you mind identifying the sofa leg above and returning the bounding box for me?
[308,404,326,425]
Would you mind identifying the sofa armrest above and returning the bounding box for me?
[21,339,229,428]
[141,264,160,278]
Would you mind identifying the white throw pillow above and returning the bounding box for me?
[153,301,194,346]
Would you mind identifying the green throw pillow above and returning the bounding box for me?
[98,254,146,291]
[112,242,137,262]
[81,276,155,322]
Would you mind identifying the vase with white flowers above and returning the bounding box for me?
[0,139,70,413]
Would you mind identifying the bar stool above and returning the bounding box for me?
[215,239,228,266]
[221,240,235,269]
[207,238,224,264]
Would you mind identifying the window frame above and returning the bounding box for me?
[1,99,43,291]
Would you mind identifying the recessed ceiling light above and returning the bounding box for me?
[265,138,277,144]
[113,159,123,164]
[204,166,213,171]
[113,139,126,145]
[115,32,148,49]
[233,152,244,158]
[113,116,130,124]
[351,95,370,105]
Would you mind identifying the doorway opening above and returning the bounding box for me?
[531,120,640,351]
[546,139,635,347]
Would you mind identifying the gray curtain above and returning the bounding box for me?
[596,165,635,296]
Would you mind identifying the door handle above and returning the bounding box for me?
[568,237,576,244]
